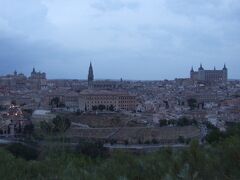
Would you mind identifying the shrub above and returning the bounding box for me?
[6,143,39,161]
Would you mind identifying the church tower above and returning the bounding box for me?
[223,64,228,82]
[88,62,94,88]
[190,66,194,79]
[32,67,36,74]
[198,63,205,81]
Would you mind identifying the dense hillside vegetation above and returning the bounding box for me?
[1,124,240,179]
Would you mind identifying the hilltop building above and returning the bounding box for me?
[190,64,228,82]
[30,68,46,80]
[0,71,27,90]
[29,68,47,90]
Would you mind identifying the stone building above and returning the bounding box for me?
[0,71,27,90]
[30,68,46,80]
[65,91,79,111]
[79,89,137,111]
[190,64,228,82]
[91,80,121,90]
[29,68,47,90]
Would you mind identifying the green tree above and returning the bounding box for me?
[98,105,106,111]
[40,120,54,134]
[177,117,191,126]
[52,115,71,133]
[23,123,34,136]
[6,143,39,161]
[76,141,108,158]
[178,136,185,144]
[187,98,197,110]
[50,97,60,108]
[206,129,224,144]
[109,105,115,111]
[92,105,98,111]
[159,119,168,127]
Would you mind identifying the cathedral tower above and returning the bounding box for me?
[223,64,228,82]
[88,62,94,88]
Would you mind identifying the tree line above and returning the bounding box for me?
[0,123,240,179]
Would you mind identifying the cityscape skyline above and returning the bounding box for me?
[1,63,236,81]
[1,1,240,179]
[0,0,240,80]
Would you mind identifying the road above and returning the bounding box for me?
[104,143,189,150]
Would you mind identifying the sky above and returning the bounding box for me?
[0,0,240,80]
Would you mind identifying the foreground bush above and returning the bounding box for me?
[0,124,240,179]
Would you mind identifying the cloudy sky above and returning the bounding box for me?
[0,0,239,80]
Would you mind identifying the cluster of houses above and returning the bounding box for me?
[0,64,239,139]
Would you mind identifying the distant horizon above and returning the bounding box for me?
[1,64,239,81]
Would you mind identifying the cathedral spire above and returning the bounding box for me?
[191,66,194,72]
[223,63,227,70]
[14,70,17,76]
[32,67,36,74]
[88,62,94,82]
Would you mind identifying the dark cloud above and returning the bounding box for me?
[0,0,239,79]
[0,34,60,75]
